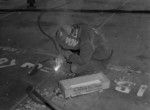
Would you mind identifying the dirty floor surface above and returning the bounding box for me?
[0,0,150,110]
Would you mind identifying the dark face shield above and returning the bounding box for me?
[56,26,79,49]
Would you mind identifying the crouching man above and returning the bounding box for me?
[55,23,113,76]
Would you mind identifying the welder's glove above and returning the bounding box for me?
[62,50,73,63]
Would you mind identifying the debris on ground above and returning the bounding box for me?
[53,88,64,98]
[145,72,150,77]
[114,77,136,93]
[107,64,144,74]
[137,85,148,97]
[28,64,40,75]
[21,63,43,69]
[0,58,8,65]
[0,59,16,68]
[18,99,46,110]
[40,88,54,98]
[107,64,133,73]
[15,87,58,110]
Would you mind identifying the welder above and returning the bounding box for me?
[55,23,113,76]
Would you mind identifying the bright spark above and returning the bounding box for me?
[54,56,63,72]
[54,64,61,71]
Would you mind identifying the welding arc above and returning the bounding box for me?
[37,2,71,55]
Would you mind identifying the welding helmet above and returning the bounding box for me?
[56,24,80,49]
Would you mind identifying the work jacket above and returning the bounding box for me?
[56,23,111,66]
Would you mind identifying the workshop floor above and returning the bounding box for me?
[0,0,150,110]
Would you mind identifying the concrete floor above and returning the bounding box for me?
[0,0,150,110]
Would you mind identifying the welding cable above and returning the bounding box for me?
[94,0,129,30]
[37,2,71,55]
[26,85,66,110]
[26,86,56,110]
[37,12,60,54]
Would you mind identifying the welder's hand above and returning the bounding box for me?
[62,50,73,61]
[63,54,71,63]
[65,57,72,63]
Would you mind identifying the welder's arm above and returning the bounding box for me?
[69,42,94,65]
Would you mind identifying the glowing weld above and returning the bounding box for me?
[54,64,61,72]
[54,56,63,72]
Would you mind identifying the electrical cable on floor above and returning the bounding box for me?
[95,0,129,30]
[37,2,71,55]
